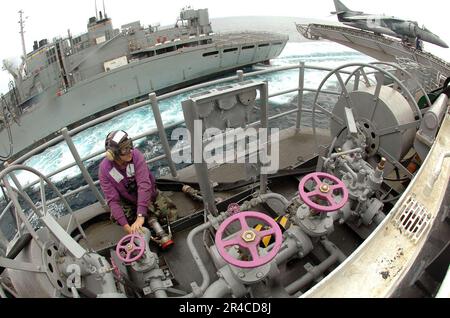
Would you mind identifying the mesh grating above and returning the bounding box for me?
[393,195,432,244]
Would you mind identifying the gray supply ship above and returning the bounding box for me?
[0,7,288,160]
[0,1,449,300]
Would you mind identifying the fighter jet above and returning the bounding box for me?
[331,0,448,48]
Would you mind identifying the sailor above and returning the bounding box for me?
[415,36,423,51]
[99,130,178,235]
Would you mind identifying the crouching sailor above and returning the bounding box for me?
[99,130,177,249]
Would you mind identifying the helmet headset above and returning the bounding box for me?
[105,130,134,161]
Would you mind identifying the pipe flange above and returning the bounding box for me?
[230,262,271,285]
[41,242,72,297]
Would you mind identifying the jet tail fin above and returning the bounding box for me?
[332,0,353,20]
[334,0,351,12]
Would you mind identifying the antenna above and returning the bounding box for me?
[18,10,27,60]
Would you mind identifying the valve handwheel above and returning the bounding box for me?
[116,234,146,264]
[227,203,241,215]
[215,211,282,269]
[299,172,349,213]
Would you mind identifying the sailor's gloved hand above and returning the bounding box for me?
[130,216,145,234]
[123,224,133,235]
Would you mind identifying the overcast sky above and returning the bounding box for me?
[1,0,449,93]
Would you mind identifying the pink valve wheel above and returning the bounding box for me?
[116,234,146,264]
[227,203,241,215]
[298,172,349,213]
[215,211,282,269]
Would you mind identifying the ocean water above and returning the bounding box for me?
[10,41,373,190]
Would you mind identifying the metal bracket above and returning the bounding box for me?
[0,257,45,273]
[344,107,358,136]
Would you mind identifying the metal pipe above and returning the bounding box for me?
[260,82,269,194]
[83,253,122,297]
[148,276,169,298]
[285,254,338,295]
[264,108,298,123]
[239,192,290,211]
[0,284,7,298]
[330,148,364,159]
[320,239,346,263]
[7,170,43,217]
[343,162,358,181]
[2,177,40,246]
[269,87,342,99]
[296,61,305,131]
[181,213,228,298]
[60,128,108,210]
[303,88,343,95]
[269,87,299,98]
[285,239,345,294]
[149,93,178,178]
[423,94,448,130]
[0,201,13,224]
[275,226,313,265]
[160,75,240,100]
[0,230,8,254]
[183,223,214,298]
[202,278,231,298]
[10,135,65,166]
[275,237,303,265]
[259,193,291,210]
[237,70,244,82]
[245,64,352,78]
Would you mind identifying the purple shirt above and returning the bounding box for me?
[99,149,157,226]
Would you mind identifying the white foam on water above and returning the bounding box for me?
[12,41,374,187]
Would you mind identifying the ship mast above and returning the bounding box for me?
[18,10,27,76]
[103,0,107,18]
[18,10,27,62]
